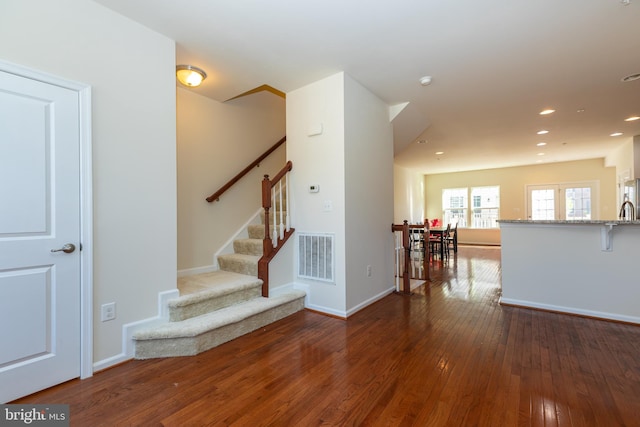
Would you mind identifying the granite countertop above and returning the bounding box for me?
[498,219,640,225]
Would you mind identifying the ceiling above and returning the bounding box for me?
[95,0,640,174]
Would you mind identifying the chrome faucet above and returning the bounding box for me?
[619,200,635,221]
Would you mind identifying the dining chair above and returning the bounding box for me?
[429,224,450,260]
[446,223,458,254]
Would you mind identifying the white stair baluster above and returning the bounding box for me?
[279,179,284,240]
[272,186,278,247]
[285,172,290,232]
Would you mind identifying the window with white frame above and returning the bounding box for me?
[442,188,468,227]
[442,186,500,228]
[471,186,500,228]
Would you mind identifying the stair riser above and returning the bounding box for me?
[218,257,258,276]
[248,224,265,239]
[169,287,261,322]
[135,297,305,359]
[233,239,263,256]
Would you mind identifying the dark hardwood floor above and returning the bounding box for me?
[13,246,640,426]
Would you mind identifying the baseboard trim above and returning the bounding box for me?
[289,283,396,319]
[499,297,640,325]
[93,352,129,373]
[93,288,179,372]
[304,307,346,320]
[305,303,347,319]
[346,286,396,318]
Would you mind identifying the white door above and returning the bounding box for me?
[528,185,559,220]
[527,182,596,220]
[0,69,81,403]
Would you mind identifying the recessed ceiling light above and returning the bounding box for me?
[610,132,623,137]
[539,109,555,115]
[537,152,545,156]
[537,142,547,146]
[576,109,586,113]
[435,151,444,155]
[537,130,549,135]
[621,73,640,82]
[417,139,428,144]
[624,116,640,122]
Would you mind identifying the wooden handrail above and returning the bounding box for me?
[206,136,286,202]
[269,160,293,185]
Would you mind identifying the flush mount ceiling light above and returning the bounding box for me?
[419,76,432,86]
[176,65,207,87]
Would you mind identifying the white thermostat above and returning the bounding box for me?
[309,184,320,193]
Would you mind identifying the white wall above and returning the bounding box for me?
[606,139,634,206]
[287,72,395,317]
[394,165,425,224]
[0,0,177,364]
[605,139,633,180]
[287,73,347,315]
[177,89,286,272]
[344,74,395,313]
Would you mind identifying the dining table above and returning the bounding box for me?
[428,227,448,260]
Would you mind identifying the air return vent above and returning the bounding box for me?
[298,233,334,282]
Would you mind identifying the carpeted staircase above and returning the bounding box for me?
[133,212,304,359]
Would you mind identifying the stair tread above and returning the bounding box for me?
[177,270,260,294]
[134,291,306,340]
[173,271,262,307]
[218,253,260,260]
[234,238,262,243]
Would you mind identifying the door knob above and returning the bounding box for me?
[51,243,76,254]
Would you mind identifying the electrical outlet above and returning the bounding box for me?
[101,302,116,322]
[366,265,372,277]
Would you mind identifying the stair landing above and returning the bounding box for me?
[133,271,305,359]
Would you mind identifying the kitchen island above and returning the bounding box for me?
[499,219,640,324]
